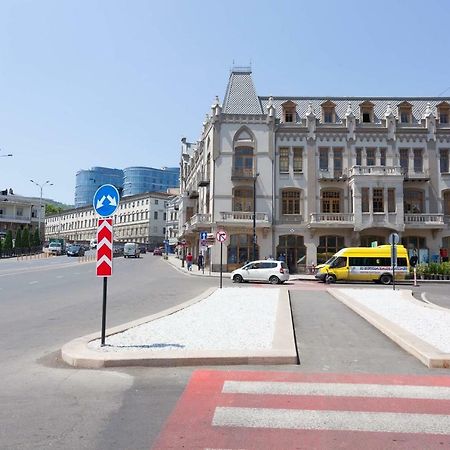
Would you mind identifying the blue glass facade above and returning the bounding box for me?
[123,167,179,196]
[75,167,124,207]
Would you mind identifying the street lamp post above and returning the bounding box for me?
[253,172,259,261]
[30,180,53,242]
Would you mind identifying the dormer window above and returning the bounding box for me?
[437,101,450,124]
[359,101,374,123]
[281,100,297,123]
[321,100,336,123]
[398,101,412,124]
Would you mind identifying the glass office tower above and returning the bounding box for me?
[123,167,179,196]
[74,167,124,207]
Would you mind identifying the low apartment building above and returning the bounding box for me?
[178,67,450,273]
[0,189,42,238]
[46,191,173,247]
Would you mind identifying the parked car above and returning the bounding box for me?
[113,243,124,257]
[153,247,162,256]
[230,260,289,284]
[139,245,147,254]
[66,244,85,257]
[123,242,141,258]
[90,238,97,249]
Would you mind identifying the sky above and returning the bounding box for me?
[1,0,449,205]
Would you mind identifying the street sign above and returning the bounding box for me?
[93,184,120,217]
[200,231,208,240]
[200,239,207,247]
[216,230,227,242]
[388,233,400,245]
[96,218,113,277]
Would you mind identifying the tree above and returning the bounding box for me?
[4,230,13,252]
[22,227,30,251]
[15,228,23,251]
[45,204,64,215]
[32,228,40,247]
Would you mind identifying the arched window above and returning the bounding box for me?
[281,189,301,215]
[233,129,255,178]
[317,235,344,264]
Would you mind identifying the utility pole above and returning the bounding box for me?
[30,180,53,241]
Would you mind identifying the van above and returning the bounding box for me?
[123,242,141,258]
[315,245,409,285]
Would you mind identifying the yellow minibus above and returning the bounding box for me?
[315,245,409,285]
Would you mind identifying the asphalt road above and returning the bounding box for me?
[1,254,449,449]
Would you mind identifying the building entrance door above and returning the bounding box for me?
[276,235,306,273]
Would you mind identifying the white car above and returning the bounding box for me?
[231,260,290,285]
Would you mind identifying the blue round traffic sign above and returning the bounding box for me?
[93,184,120,217]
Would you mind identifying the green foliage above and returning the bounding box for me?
[22,227,30,249]
[45,203,65,216]
[15,228,23,249]
[4,230,13,251]
[428,262,440,275]
[442,262,450,276]
[32,228,40,247]
[415,263,428,276]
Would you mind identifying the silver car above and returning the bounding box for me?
[230,260,290,284]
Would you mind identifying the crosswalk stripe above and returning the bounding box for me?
[213,406,450,434]
[222,380,450,399]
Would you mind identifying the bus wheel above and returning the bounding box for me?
[379,274,392,285]
[325,274,336,284]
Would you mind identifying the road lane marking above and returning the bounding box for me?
[29,281,38,285]
[212,406,450,434]
[222,380,450,399]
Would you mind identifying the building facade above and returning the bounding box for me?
[46,191,173,247]
[75,166,180,207]
[74,167,124,208]
[123,166,179,196]
[179,67,450,273]
[0,190,42,238]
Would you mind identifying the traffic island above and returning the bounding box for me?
[61,287,297,369]
[329,288,450,369]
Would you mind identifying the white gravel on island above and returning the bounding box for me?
[338,289,450,353]
[88,287,279,352]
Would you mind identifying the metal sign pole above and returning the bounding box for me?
[101,277,107,346]
[220,241,223,289]
[392,242,396,291]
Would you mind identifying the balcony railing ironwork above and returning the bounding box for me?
[231,168,255,179]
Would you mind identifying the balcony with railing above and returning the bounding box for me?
[0,214,31,224]
[404,213,445,228]
[275,214,303,224]
[308,213,354,228]
[231,168,255,180]
[349,166,403,176]
[219,211,270,226]
[402,168,430,181]
[188,213,212,230]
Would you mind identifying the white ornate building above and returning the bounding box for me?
[179,67,450,272]
[45,191,173,247]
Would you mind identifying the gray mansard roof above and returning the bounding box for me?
[222,68,450,123]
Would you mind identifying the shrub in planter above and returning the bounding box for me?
[415,263,427,279]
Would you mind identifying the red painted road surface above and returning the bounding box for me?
[152,370,450,449]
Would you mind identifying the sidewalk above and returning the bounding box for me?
[164,254,317,281]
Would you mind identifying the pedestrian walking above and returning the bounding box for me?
[197,253,204,271]
[186,252,193,271]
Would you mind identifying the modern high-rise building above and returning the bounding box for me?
[123,166,179,196]
[74,166,180,207]
[74,167,124,208]
[178,67,450,273]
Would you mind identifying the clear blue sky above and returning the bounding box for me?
[1,0,449,204]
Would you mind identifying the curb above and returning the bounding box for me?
[328,288,450,369]
[61,287,297,369]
